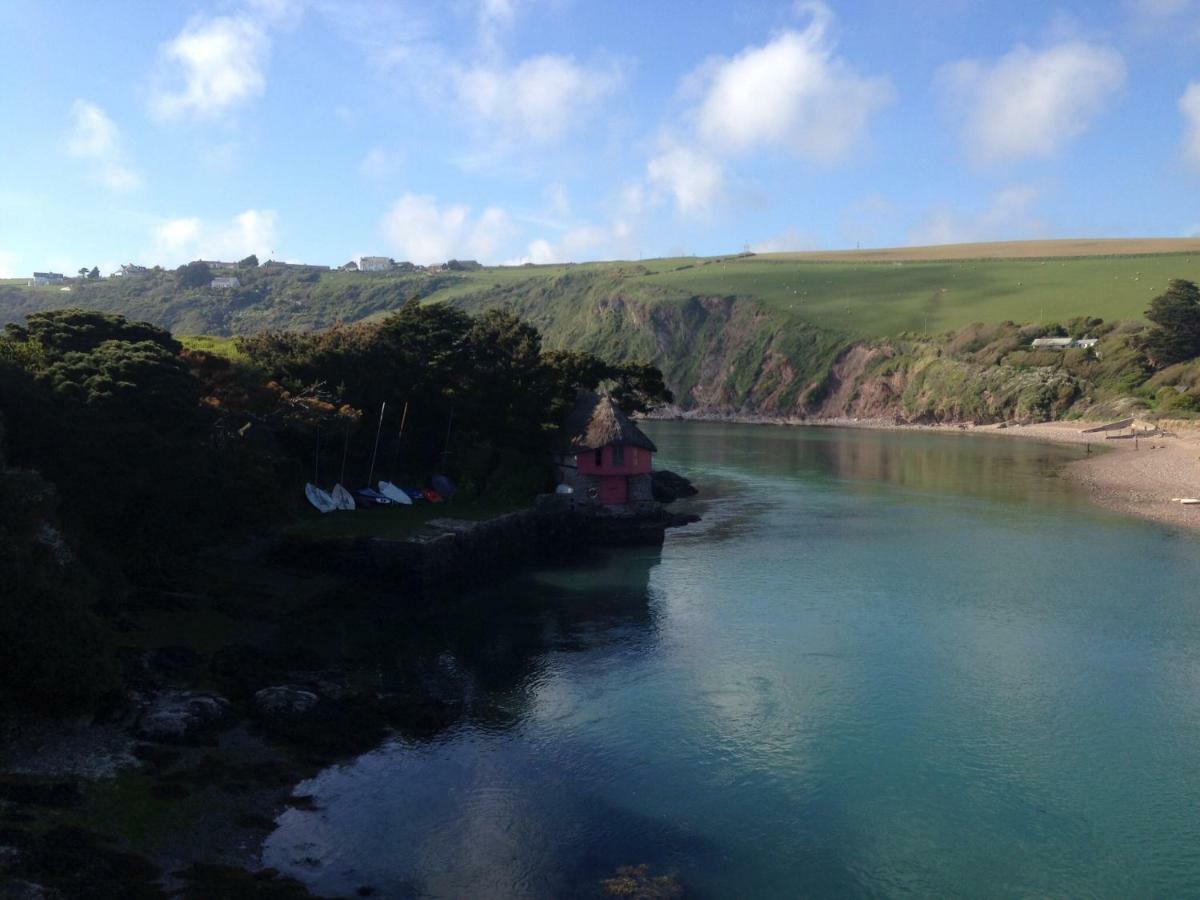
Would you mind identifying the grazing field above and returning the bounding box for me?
[178,334,245,360]
[758,237,1200,262]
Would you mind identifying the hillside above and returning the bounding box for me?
[4,240,1199,420]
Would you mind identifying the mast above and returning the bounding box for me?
[367,401,387,487]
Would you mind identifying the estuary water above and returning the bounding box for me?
[264,422,1200,898]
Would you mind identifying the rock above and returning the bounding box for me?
[133,690,234,744]
[253,686,320,720]
[0,880,58,900]
[0,782,82,809]
[650,469,698,503]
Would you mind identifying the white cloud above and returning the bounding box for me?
[66,100,141,192]
[504,219,640,266]
[692,2,893,162]
[749,228,820,253]
[1181,82,1200,168]
[909,185,1045,245]
[152,209,279,264]
[0,251,16,279]
[380,194,514,265]
[453,54,623,144]
[939,41,1126,164]
[646,145,724,217]
[151,14,271,119]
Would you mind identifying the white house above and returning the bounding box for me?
[211,276,241,289]
[360,256,393,272]
[30,272,64,286]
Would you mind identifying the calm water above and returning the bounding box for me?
[264,423,1200,898]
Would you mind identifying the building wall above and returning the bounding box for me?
[576,443,652,476]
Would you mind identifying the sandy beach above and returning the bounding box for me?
[804,416,1200,533]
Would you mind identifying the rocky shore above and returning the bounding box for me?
[0,476,701,898]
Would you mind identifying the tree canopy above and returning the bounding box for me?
[1142,279,1200,368]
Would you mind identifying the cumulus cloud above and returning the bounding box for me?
[66,100,141,191]
[453,55,623,144]
[151,14,272,119]
[152,209,278,264]
[939,41,1126,164]
[749,228,820,253]
[691,2,893,161]
[504,218,639,266]
[646,145,724,217]
[1181,82,1200,168]
[380,194,514,265]
[909,185,1045,245]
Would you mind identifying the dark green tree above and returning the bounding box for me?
[238,254,259,268]
[1142,279,1200,368]
[177,260,213,288]
[6,308,179,355]
[87,266,100,280]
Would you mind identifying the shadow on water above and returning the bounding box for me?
[271,543,666,737]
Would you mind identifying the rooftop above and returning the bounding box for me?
[560,390,657,453]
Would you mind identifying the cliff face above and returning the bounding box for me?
[451,285,849,418]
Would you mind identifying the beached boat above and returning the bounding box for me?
[331,483,356,510]
[305,483,337,513]
[378,481,413,505]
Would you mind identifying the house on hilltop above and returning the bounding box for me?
[30,272,64,286]
[555,390,656,506]
[360,256,393,272]
[211,276,241,289]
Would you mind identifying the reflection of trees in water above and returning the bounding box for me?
[277,545,662,735]
[660,423,1076,503]
[808,430,1075,502]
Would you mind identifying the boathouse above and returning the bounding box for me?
[556,390,656,506]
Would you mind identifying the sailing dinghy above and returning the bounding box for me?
[331,483,356,510]
[305,483,337,514]
[378,481,413,505]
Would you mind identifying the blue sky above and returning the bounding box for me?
[2,0,1199,275]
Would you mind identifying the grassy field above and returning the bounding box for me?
[178,334,246,360]
[757,237,1200,262]
[285,495,524,541]
[417,243,1200,339]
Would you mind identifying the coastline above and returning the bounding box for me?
[646,410,1200,533]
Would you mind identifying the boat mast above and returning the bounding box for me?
[367,401,387,487]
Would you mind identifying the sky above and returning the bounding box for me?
[1,0,1199,276]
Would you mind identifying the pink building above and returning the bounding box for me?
[556,391,656,506]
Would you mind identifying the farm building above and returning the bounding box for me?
[555,390,656,506]
[200,260,238,272]
[30,272,64,286]
[360,256,393,272]
[211,276,241,289]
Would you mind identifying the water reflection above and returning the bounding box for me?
[273,544,665,737]
[266,422,1200,899]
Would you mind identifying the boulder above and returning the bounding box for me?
[133,691,234,743]
[650,469,698,503]
[253,686,320,721]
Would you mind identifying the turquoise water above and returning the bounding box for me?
[264,423,1200,898]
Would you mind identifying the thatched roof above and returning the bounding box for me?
[560,390,657,453]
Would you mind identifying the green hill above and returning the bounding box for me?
[4,240,1199,420]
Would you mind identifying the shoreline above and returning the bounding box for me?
[646,411,1200,533]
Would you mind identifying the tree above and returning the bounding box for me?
[238,254,259,268]
[7,309,180,355]
[77,267,89,279]
[87,266,100,280]
[177,260,213,288]
[1142,279,1200,368]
